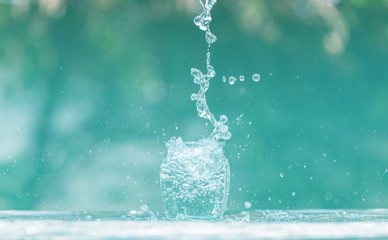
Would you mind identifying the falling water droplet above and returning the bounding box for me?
[206,31,217,44]
[252,73,261,82]
[191,93,198,101]
[220,115,228,124]
[236,113,244,125]
[229,76,237,85]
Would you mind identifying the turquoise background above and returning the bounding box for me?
[0,0,387,211]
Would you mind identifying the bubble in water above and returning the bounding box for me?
[229,76,237,85]
[252,73,261,82]
[239,75,245,81]
[222,76,226,83]
[279,173,284,178]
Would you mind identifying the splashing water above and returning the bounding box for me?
[160,0,231,220]
[194,0,218,45]
[194,1,260,87]
[190,0,232,141]
[160,0,262,220]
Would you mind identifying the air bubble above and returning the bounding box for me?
[239,75,245,81]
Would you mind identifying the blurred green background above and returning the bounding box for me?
[0,0,387,211]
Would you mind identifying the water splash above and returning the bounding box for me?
[194,0,218,45]
[160,0,232,221]
[191,0,231,141]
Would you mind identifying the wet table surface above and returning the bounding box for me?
[0,209,387,239]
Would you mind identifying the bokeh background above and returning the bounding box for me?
[0,0,387,211]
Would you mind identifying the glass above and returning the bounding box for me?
[160,138,230,220]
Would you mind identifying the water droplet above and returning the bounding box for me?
[222,76,226,83]
[236,113,244,125]
[244,201,252,209]
[191,93,198,101]
[239,75,245,81]
[229,76,237,85]
[252,73,261,82]
[206,31,217,44]
[191,68,203,79]
[279,173,284,178]
[220,115,228,124]
[207,65,215,78]
[194,13,207,31]
[203,12,212,22]
[292,192,296,197]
